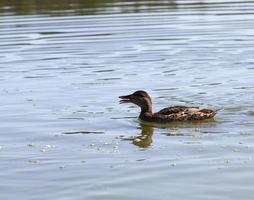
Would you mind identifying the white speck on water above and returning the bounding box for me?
[40,144,56,152]
[233,148,240,152]
[44,144,55,149]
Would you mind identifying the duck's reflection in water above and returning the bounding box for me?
[122,119,217,148]
[121,123,154,148]
[132,124,154,148]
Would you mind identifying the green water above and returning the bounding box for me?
[1,0,254,199]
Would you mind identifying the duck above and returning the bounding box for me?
[119,90,219,123]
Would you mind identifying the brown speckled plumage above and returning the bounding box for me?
[119,90,219,123]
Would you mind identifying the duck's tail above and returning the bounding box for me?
[213,108,223,113]
[199,108,222,118]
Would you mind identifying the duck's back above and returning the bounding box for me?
[158,106,198,115]
[153,106,217,122]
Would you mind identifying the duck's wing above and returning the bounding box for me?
[157,107,220,121]
[187,108,220,120]
[158,106,199,115]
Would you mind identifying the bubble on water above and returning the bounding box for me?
[44,144,55,148]
[170,163,176,167]
[40,144,56,152]
[233,148,240,152]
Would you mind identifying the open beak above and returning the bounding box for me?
[119,94,132,104]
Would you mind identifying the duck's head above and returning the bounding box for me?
[119,90,152,112]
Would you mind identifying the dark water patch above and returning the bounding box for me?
[39,31,64,35]
[58,117,85,120]
[153,88,178,91]
[63,131,104,135]
[41,57,62,61]
[233,86,254,90]
[162,70,177,73]
[111,116,136,119]
[93,69,115,73]
[96,77,122,81]
[246,111,254,116]
[23,75,56,79]
[206,83,222,86]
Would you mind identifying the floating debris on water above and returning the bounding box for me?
[105,107,114,112]
[29,159,40,164]
[225,160,230,164]
[240,132,253,136]
[247,111,254,116]
[27,144,35,147]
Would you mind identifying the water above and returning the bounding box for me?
[1,0,254,199]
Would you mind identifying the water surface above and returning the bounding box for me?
[1,0,254,199]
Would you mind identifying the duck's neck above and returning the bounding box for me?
[139,103,153,117]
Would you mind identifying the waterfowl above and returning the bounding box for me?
[119,90,219,123]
